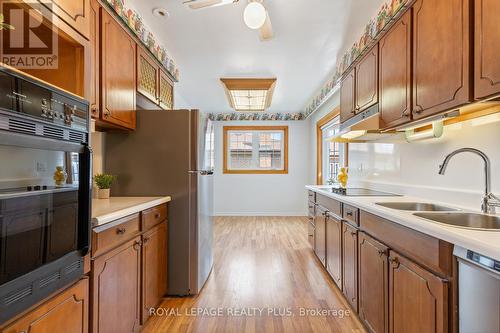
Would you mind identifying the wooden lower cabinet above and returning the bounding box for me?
[2,278,89,333]
[388,250,448,333]
[314,206,326,266]
[141,223,167,324]
[342,222,358,312]
[358,232,389,333]
[92,237,142,333]
[326,213,342,289]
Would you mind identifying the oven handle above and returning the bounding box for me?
[78,145,93,256]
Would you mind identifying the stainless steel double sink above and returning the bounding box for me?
[375,202,500,231]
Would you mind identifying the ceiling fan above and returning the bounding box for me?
[182,0,274,41]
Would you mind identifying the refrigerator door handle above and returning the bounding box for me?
[188,170,214,175]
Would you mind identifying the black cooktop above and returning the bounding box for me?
[320,187,401,197]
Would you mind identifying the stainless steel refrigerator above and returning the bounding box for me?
[104,109,214,296]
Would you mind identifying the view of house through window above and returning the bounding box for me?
[223,126,288,174]
[322,118,345,184]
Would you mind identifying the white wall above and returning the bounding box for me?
[348,114,500,210]
[214,120,310,216]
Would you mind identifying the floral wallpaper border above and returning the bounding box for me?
[304,0,410,118]
[106,0,179,81]
[208,112,305,121]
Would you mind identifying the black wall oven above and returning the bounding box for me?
[0,66,91,323]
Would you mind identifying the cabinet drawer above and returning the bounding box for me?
[92,213,141,257]
[316,194,342,217]
[308,190,316,203]
[142,204,167,231]
[343,204,359,226]
[360,211,453,277]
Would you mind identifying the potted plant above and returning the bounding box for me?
[94,174,116,199]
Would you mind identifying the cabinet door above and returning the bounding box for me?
[39,0,90,39]
[358,232,389,333]
[158,70,174,110]
[388,250,448,333]
[379,11,412,129]
[92,237,141,333]
[89,0,100,119]
[141,223,167,324]
[137,47,159,104]
[326,213,342,289]
[342,222,358,312]
[475,0,500,100]
[101,10,137,129]
[412,0,470,119]
[356,46,378,112]
[314,207,326,266]
[340,68,356,123]
[3,278,89,333]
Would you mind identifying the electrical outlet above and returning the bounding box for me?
[36,162,47,172]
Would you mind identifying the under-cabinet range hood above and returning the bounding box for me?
[331,104,397,143]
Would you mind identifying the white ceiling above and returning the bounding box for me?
[129,0,385,113]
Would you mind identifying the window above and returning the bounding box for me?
[223,126,288,174]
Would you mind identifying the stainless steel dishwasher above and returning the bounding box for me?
[454,246,500,333]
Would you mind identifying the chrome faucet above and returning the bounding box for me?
[438,148,500,214]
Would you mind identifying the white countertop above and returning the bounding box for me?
[92,196,171,227]
[306,185,500,261]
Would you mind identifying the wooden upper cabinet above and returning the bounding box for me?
[3,278,89,333]
[92,237,141,333]
[389,250,448,333]
[141,223,167,324]
[474,0,500,100]
[342,222,358,312]
[412,0,470,119]
[101,9,137,129]
[39,0,90,39]
[379,11,412,129]
[358,232,389,333]
[340,68,356,123]
[137,47,159,104]
[326,213,342,290]
[89,0,100,119]
[159,70,174,110]
[355,46,378,112]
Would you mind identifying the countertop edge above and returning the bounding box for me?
[306,185,500,261]
[92,196,171,228]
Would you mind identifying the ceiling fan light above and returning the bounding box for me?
[243,2,266,29]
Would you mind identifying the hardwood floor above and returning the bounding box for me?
[143,216,366,333]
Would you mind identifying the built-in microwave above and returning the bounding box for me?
[0,66,91,323]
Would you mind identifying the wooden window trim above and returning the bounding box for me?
[223,126,289,174]
[316,108,349,184]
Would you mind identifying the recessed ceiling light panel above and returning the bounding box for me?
[220,78,277,112]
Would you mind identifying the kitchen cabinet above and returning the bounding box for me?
[355,46,378,112]
[92,236,142,333]
[379,11,412,129]
[388,250,448,333]
[101,9,137,130]
[159,70,174,110]
[141,223,167,324]
[412,0,470,119]
[38,0,90,39]
[326,212,342,289]
[137,47,160,104]
[340,68,356,123]
[2,278,89,333]
[89,0,100,119]
[358,232,389,333]
[314,206,326,266]
[474,0,500,100]
[342,222,358,312]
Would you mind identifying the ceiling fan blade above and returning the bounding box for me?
[183,0,239,10]
[259,11,274,41]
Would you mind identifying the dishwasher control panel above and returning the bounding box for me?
[467,250,500,273]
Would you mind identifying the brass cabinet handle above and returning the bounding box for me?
[346,211,353,217]
[350,231,357,236]
[133,240,142,250]
[378,249,387,257]
[388,256,400,267]
[155,213,160,219]
[103,110,110,118]
[143,236,150,244]
[116,227,126,235]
